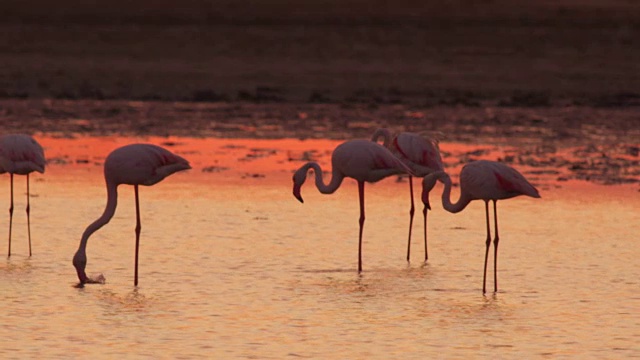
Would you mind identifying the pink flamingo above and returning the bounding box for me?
[422,160,540,293]
[371,128,443,262]
[0,134,46,257]
[72,144,191,286]
[292,139,414,272]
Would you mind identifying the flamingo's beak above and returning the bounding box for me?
[293,184,304,203]
[422,190,431,210]
[73,261,105,285]
[74,263,88,285]
[72,252,88,285]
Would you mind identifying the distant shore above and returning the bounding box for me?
[1,1,640,105]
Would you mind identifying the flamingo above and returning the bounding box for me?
[0,134,46,257]
[371,128,443,262]
[292,139,414,272]
[422,160,540,293]
[72,144,191,286]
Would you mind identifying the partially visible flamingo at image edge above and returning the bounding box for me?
[0,134,46,257]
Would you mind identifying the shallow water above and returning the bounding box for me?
[1,138,639,359]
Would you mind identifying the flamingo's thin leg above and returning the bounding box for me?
[423,204,429,262]
[27,173,32,257]
[358,181,365,273]
[134,185,141,286]
[482,200,491,294]
[7,174,14,257]
[406,176,415,261]
[493,200,500,293]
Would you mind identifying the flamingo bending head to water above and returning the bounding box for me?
[72,143,191,286]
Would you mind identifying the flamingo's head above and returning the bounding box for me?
[292,167,309,203]
[421,171,448,208]
[72,250,88,285]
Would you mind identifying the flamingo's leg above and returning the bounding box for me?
[423,204,429,262]
[358,181,365,273]
[26,173,32,257]
[406,176,415,262]
[7,174,14,257]
[134,185,141,286]
[482,200,491,294]
[493,200,500,293]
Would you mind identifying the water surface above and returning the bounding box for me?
[1,137,638,359]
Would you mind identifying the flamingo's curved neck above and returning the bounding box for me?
[307,162,344,195]
[77,180,119,253]
[371,128,392,148]
[441,176,471,213]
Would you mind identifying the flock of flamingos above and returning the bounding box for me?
[1,130,539,294]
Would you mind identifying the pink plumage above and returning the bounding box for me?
[73,143,191,286]
[371,128,443,262]
[422,160,540,293]
[459,160,540,201]
[292,139,414,272]
[0,134,46,257]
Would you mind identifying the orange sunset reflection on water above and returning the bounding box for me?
[0,134,638,359]
[39,135,341,184]
[36,134,638,192]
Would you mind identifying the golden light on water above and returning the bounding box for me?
[0,135,638,358]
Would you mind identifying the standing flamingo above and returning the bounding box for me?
[371,128,443,262]
[0,134,46,257]
[72,144,191,286]
[422,160,540,293]
[292,139,414,272]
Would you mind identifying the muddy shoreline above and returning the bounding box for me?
[2,98,638,142]
[1,99,637,187]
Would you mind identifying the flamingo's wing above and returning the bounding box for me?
[416,137,443,172]
[461,161,540,200]
[0,134,45,174]
[106,144,191,186]
[367,144,415,182]
[394,133,443,175]
[334,140,414,183]
[492,163,540,198]
[145,145,191,184]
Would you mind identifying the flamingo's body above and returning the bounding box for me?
[72,144,191,286]
[371,128,443,262]
[292,139,414,272]
[0,134,46,257]
[423,160,540,293]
